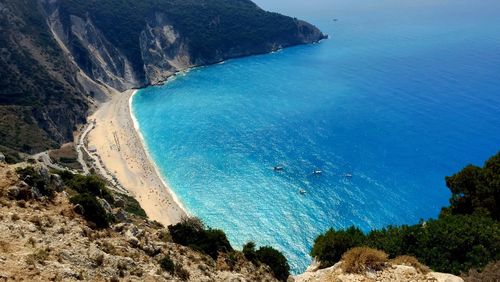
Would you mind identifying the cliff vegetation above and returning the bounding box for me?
[310,151,500,277]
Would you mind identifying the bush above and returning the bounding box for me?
[256,246,290,281]
[310,226,365,268]
[243,241,257,264]
[391,255,430,274]
[174,264,190,281]
[70,193,110,228]
[16,166,54,198]
[341,247,388,273]
[160,256,175,274]
[444,151,499,220]
[311,151,500,275]
[66,174,114,204]
[168,217,232,259]
[462,260,500,282]
[121,194,147,217]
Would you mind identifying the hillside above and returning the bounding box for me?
[0,161,283,281]
[0,0,326,160]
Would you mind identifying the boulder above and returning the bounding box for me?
[114,209,128,222]
[7,186,20,198]
[74,204,85,215]
[37,166,50,182]
[18,181,30,189]
[112,223,128,233]
[430,272,464,282]
[114,197,126,208]
[0,152,5,163]
[50,174,65,192]
[97,198,113,215]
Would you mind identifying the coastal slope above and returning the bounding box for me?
[0,0,326,159]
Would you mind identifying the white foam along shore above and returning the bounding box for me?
[87,87,187,227]
[128,89,189,217]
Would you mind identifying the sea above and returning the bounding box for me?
[131,0,500,273]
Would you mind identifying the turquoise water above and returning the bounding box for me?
[132,0,500,273]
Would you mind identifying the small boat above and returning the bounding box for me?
[333,18,338,21]
[345,173,353,178]
[274,166,284,171]
[299,189,306,194]
[313,169,322,175]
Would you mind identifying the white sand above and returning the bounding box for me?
[87,89,186,226]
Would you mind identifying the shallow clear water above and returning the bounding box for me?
[132,0,500,273]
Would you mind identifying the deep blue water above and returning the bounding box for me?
[132,0,500,273]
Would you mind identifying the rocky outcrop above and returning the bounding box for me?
[0,163,279,281]
[140,13,192,85]
[294,260,464,282]
[47,8,141,91]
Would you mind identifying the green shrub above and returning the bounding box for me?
[66,174,114,204]
[168,217,232,259]
[121,194,147,217]
[16,166,55,198]
[310,226,365,268]
[160,256,175,274]
[255,246,290,281]
[444,151,500,220]
[70,193,110,228]
[243,241,257,264]
[311,151,500,275]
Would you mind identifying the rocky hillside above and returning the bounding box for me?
[0,161,281,281]
[294,254,463,282]
[0,0,325,159]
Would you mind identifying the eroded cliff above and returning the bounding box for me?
[0,0,326,159]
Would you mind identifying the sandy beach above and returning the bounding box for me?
[87,89,185,226]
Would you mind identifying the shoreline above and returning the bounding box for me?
[128,89,189,218]
[87,88,186,226]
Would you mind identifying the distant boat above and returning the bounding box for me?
[333,18,338,21]
[274,166,284,171]
[299,189,306,194]
[313,169,322,175]
[345,173,353,178]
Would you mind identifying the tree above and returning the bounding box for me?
[243,241,257,263]
[310,226,365,268]
[445,151,499,220]
[256,246,290,281]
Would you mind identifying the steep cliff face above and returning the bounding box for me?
[139,13,192,85]
[0,0,326,158]
[46,0,327,87]
[0,0,89,158]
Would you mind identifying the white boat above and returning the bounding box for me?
[274,166,284,171]
[313,170,322,175]
[299,189,306,194]
[345,173,353,178]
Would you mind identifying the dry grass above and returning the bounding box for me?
[26,248,50,265]
[341,247,388,273]
[462,261,500,282]
[11,213,20,221]
[391,255,431,274]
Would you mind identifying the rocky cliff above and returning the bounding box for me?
[0,161,280,281]
[0,0,326,159]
